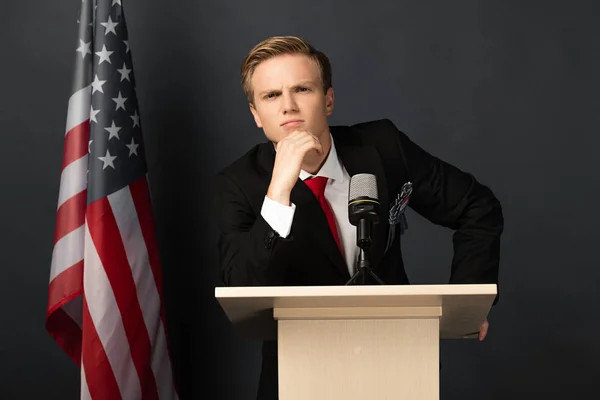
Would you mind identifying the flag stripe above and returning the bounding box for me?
[65,85,91,134]
[50,225,85,281]
[62,121,90,170]
[109,182,177,399]
[130,177,179,399]
[152,321,177,400]
[107,186,161,340]
[129,177,164,298]
[87,197,159,399]
[54,190,87,245]
[84,219,141,399]
[45,306,82,365]
[81,293,124,400]
[47,260,83,313]
[57,155,88,209]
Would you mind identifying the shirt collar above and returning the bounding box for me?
[299,133,345,183]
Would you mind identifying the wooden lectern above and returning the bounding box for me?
[215,284,496,400]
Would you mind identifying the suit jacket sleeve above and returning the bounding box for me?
[213,170,294,286]
[385,119,504,303]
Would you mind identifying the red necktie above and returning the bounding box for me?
[304,176,342,253]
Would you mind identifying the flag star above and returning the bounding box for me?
[100,16,119,35]
[126,137,139,157]
[90,105,100,122]
[76,39,91,59]
[117,63,132,82]
[123,40,130,53]
[98,149,117,170]
[95,45,113,64]
[104,121,122,140]
[88,140,93,153]
[91,74,107,94]
[131,110,140,128]
[112,91,128,111]
[113,0,122,5]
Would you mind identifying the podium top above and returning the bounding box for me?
[215,284,497,340]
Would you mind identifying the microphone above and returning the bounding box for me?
[346,173,385,285]
[348,173,380,249]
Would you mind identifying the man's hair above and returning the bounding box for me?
[240,36,332,104]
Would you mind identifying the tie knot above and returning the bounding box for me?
[304,176,328,197]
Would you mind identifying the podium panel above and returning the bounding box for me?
[277,309,440,400]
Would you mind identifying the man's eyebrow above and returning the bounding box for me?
[257,81,317,97]
[257,88,280,97]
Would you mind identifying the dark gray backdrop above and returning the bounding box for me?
[2,0,599,399]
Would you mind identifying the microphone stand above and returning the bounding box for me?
[345,219,385,285]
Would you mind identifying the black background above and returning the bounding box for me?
[2,0,599,399]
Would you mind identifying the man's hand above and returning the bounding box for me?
[267,131,323,205]
[478,319,489,341]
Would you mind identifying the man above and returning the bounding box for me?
[213,36,503,399]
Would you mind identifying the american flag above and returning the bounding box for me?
[46,1,178,398]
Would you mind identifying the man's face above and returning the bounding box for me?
[248,53,334,144]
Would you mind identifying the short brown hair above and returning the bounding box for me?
[240,36,332,103]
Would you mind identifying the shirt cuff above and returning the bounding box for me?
[261,195,296,238]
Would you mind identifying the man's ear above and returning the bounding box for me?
[325,87,334,116]
[249,103,263,128]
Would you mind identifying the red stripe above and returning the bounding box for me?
[82,294,122,400]
[129,176,178,394]
[45,307,82,365]
[129,177,164,309]
[87,197,159,400]
[54,190,87,244]
[62,121,90,170]
[47,260,83,313]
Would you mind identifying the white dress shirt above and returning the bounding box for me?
[260,134,357,276]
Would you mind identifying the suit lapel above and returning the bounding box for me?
[332,128,390,273]
[290,178,350,279]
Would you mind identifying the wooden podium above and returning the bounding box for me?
[215,284,496,400]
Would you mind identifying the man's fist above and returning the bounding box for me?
[267,131,324,205]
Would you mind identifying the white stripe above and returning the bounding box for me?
[83,221,141,400]
[57,155,88,210]
[81,354,92,400]
[152,321,179,400]
[108,187,177,399]
[65,85,91,135]
[50,225,84,282]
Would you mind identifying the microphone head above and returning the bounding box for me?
[348,173,379,202]
[348,173,380,226]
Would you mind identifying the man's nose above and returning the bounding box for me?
[282,93,298,114]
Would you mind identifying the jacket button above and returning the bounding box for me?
[265,231,275,248]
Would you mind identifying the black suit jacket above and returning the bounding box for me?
[213,119,503,399]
